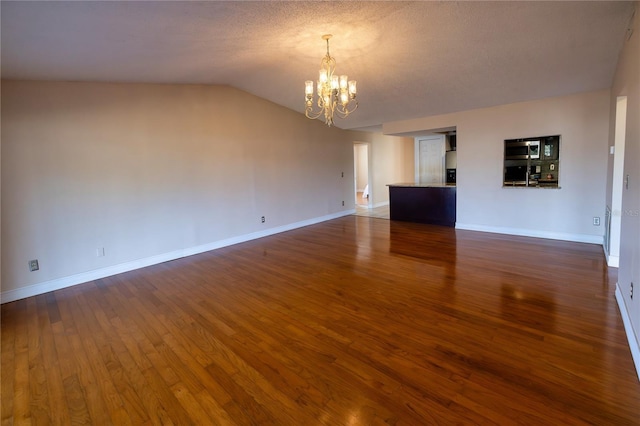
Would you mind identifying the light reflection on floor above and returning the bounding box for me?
[354,204,390,220]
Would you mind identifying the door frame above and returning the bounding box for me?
[608,96,627,267]
[353,142,373,208]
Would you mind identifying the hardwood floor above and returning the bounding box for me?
[2,216,639,425]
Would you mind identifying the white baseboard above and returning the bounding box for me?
[0,210,355,304]
[455,223,603,245]
[615,284,640,381]
[607,254,620,268]
[372,201,389,209]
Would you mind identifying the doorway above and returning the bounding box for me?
[354,143,370,207]
[608,96,627,267]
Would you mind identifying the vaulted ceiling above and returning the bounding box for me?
[1,1,635,130]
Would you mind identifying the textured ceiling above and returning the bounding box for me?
[1,1,635,130]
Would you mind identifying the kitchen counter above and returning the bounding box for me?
[387,182,456,188]
[387,183,456,227]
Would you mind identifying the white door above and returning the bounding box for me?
[416,136,445,184]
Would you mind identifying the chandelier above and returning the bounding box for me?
[304,34,358,126]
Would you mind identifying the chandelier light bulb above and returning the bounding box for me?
[348,80,357,95]
[331,75,339,90]
[339,75,348,90]
[319,69,328,84]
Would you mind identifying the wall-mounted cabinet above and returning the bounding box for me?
[503,135,560,188]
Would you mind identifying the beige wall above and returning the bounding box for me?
[609,1,639,373]
[1,80,358,300]
[384,90,611,243]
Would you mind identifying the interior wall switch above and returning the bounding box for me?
[610,146,615,155]
[593,217,600,226]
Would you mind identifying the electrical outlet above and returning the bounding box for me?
[261,216,265,223]
[342,200,345,206]
[96,247,105,257]
[28,259,39,272]
[593,216,600,226]
[341,172,344,177]
[631,282,634,300]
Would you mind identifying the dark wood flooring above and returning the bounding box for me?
[2,216,639,425]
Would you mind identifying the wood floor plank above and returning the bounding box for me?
[109,274,238,422]
[50,316,92,425]
[79,292,151,424]
[60,374,92,425]
[205,361,278,425]
[173,297,328,423]
[2,216,640,424]
[71,293,135,425]
[65,331,111,425]
[1,301,17,424]
[10,351,32,426]
[3,299,33,425]
[106,318,179,426]
[194,389,238,426]
[26,296,51,425]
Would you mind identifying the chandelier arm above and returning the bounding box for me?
[335,100,358,118]
[305,107,325,120]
